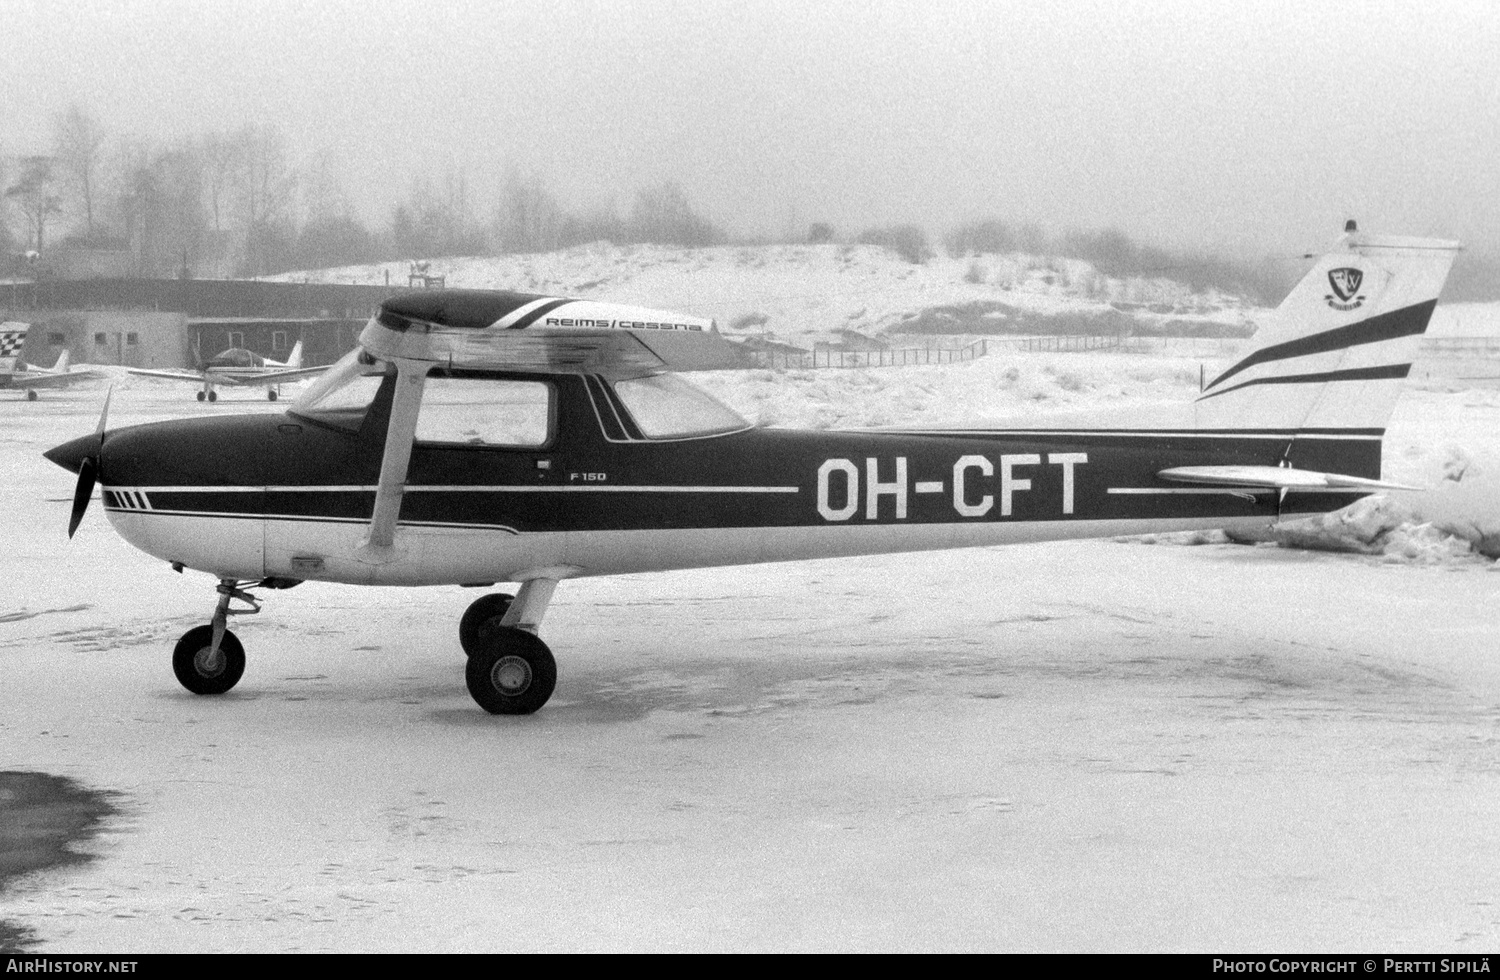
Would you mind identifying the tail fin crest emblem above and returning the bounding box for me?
[1326,267,1365,310]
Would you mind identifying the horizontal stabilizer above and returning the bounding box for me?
[1157,465,1421,492]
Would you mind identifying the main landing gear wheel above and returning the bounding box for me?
[268,389,278,401]
[196,391,206,402]
[207,390,217,402]
[26,390,37,401]
[466,627,556,715]
[458,593,514,656]
[172,624,246,695]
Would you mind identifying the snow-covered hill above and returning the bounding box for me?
[273,242,1259,348]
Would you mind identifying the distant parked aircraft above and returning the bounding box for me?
[0,323,103,400]
[128,340,324,401]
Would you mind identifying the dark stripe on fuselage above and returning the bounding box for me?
[1195,364,1411,402]
[1203,299,1435,393]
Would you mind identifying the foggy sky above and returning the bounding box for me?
[4,0,1498,258]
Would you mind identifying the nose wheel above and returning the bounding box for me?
[172,579,260,695]
[173,625,246,694]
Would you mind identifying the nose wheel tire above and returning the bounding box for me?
[458,592,515,657]
[172,625,246,695]
[466,626,556,715]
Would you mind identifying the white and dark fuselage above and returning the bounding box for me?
[88,368,1377,588]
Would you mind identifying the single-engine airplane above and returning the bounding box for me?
[44,223,1459,714]
[127,339,322,401]
[1,323,102,400]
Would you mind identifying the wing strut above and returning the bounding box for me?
[360,359,429,552]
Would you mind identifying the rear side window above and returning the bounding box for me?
[611,373,749,439]
[415,377,552,448]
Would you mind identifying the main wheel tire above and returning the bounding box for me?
[196,391,206,402]
[465,627,556,715]
[268,389,278,401]
[207,390,217,402]
[172,625,246,695]
[26,389,38,401]
[458,592,514,656]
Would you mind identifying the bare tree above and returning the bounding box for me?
[4,156,63,254]
[495,171,565,254]
[628,180,721,247]
[199,130,242,237]
[235,124,298,275]
[53,103,108,243]
[391,166,485,258]
[114,139,208,276]
[0,149,11,258]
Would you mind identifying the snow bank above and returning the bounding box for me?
[1241,495,1490,564]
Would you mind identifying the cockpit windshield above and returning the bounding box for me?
[611,373,750,439]
[290,349,392,431]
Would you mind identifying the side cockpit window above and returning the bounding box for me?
[611,373,749,439]
[415,375,553,448]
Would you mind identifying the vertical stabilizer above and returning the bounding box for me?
[1195,228,1459,432]
[286,340,304,368]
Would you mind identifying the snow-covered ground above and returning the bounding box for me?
[2,336,1498,951]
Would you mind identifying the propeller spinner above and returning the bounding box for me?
[44,388,113,538]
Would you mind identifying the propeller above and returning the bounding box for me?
[44,387,112,538]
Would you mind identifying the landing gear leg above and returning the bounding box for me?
[172,578,259,695]
[465,579,558,714]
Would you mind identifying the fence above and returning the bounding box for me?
[1421,337,1500,358]
[751,339,990,370]
[1007,334,1137,353]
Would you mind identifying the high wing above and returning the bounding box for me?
[364,291,752,374]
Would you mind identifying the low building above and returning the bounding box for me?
[7,312,367,370]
